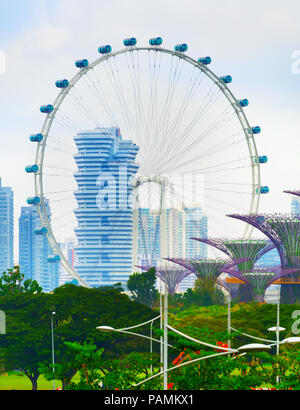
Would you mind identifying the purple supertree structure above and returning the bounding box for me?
[284,190,300,197]
[165,257,246,281]
[137,265,191,295]
[228,213,300,304]
[225,266,300,303]
[191,238,275,302]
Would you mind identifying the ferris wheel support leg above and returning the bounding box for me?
[160,179,167,260]
[132,192,139,273]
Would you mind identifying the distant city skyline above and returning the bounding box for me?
[19,199,59,292]
[0,178,14,273]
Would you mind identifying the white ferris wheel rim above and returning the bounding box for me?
[32,45,261,288]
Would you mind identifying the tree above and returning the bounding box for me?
[0,285,156,390]
[193,277,225,306]
[0,266,42,297]
[101,353,160,390]
[127,268,158,308]
[42,342,105,390]
[0,292,51,389]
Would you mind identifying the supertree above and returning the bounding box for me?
[165,257,246,282]
[191,238,275,302]
[226,266,300,303]
[228,213,300,303]
[137,265,191,295]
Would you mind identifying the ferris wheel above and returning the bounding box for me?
[26,37,267,288]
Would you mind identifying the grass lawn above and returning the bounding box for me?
[0,372,80,390]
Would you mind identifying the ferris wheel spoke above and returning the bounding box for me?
[68,87,103,128]
[160,100,234,172]
[150,56,181,159]
[104,58,136,137]
[157,69,204,160]
[84,69,119,127]
[55,109,84,132]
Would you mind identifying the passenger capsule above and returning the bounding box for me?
[260,186,270,194]
[174,43,188,53]
[149,37,163,46]
[220,75,232,84]
[252,126,261,135]
[238,99,249,107]
[256,215,266,224]
[40,105,54,114]
[25,165,39,174]
[55,79,69,89]
[123,38,137,47]
[259,156,268,164]
[27,196,41,206]
[98,45,112,54]
[198,57,212,65]
[30,133,44,143]
[75,59,89,68]
[47,255,61,263]
[34,227,48,236]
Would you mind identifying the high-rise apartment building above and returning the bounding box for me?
[137,206,208,291]
[58,239,78,286]
[19,199,59,292]
[291,198,300,217]
[0,178,14,273]
[73,127,139,288]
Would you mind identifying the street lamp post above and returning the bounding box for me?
[51,311,56,391]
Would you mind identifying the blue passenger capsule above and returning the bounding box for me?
[220,75,232,84]
[47,255,61,263]
[30,133,44,143]
[75,59,89,68]
[40,105,54,114]
[98,45,112,54]
[25,165,39,174]
[34,227,48,236]
[259,156,268,164]
[174,43,188,53]
[198,57,212,65]
[27,196,41,206]
[238,99,249,107]
[55,79,69,88]
[252,126,261,135]
[123,38,137,47]
[149,37,163,46]
[260,186,270,194]
[256,215,266,224]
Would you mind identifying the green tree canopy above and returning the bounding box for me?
[0,266,42,297]
[0,285,156,390]
[127,268,159,308]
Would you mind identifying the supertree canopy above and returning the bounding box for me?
[226,266,300,303]
[228,214,300,304]
[191,238,274,273]
[165,258,245,280]
[138,265,191,295]
[191,238,274,302]
[284,190,300,197]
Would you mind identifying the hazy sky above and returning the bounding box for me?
[1,0,300,258]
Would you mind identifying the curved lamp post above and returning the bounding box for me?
[51,311,56,391]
